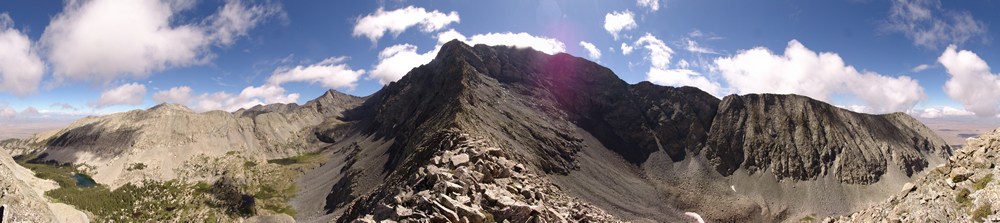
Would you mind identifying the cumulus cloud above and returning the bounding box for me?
[267,56,365,89]
[621,42,634,55]
[579,41,602,60]
[88,82,147,108]
[371,44,437,85]
[883,0,988,49]
[369,29,566,84]
[464,32,566,54]
[41,0,282,84]
[152,84,299,112]
[604,10,636,40]
[637,0,661,12]
[714,40,925,113]
[0,13,45,96]
[912,106,975,118]
[647,68,721,95]
[353,6,460,44]
[937,45,1000,117]
[635,33,674,68]
[152,86,192,105]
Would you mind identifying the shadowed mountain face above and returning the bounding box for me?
[1,40,952,222]
[706,94,952,184]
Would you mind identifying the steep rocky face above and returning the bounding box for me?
[835,127,1000,222]
[706,94,951,184]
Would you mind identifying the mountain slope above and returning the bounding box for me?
[836,127,1000,222]
[706,94,951,184]
[1,40,952,222]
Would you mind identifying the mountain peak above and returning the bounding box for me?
[148,103,192,113]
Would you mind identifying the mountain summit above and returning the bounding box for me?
[2,40,951,222]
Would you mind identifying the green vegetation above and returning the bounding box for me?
[13,150,323,221]
[267,152,321,165]
[973,202,993,223]
[954,174,970,183]
[956,188,972,206]
[975,174,993,190]
[799,214,816,222]
[126,163,147,171]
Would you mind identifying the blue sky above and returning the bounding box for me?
[1,0,1000,123]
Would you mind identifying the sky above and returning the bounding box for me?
[2,0,1000,125]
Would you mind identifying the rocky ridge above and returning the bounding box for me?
[834,127,1000,222]
[343,129,619,222]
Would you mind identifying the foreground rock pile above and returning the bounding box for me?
[834,128,1000,222]
[346,130,620,222]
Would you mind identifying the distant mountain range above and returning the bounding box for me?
[0,40,962,222]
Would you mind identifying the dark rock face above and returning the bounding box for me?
[705,94,951,184]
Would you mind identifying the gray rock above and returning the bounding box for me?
[705,94,951,184]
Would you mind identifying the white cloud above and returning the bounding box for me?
[465,32,566,54]
[152,84,299,112]
[883,0,988,49]
[911,63,932,72]
[604,10,636,40]
[353,6,460,44]
[635,33,674,69]
[683,38,717,54]
[0,13,45,96]
[913,106,975,118]
[369,30,566,84]
[21,107,39,116]
[207,0,284,46]
[0,104,14,118]
[621,42,634,55]
[714,40,925,113]
[630,33,721,95]
[41,0,281,85]
[267,56,365,89]
[370,44,437,85]
[578,41,602,60]
[50,102,78,111]
[88,82,147,108]
[937,45,1000,117]
[152,86,192,105]
[637,0,661,12]
[647,68,721,95]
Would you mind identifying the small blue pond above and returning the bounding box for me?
[72,173,97,188]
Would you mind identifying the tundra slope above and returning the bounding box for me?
[2,40,951,222]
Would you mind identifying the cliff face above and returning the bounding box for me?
[705,94,951,184]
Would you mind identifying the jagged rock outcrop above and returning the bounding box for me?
[706,94,951,184]
[834,127,1000,222]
